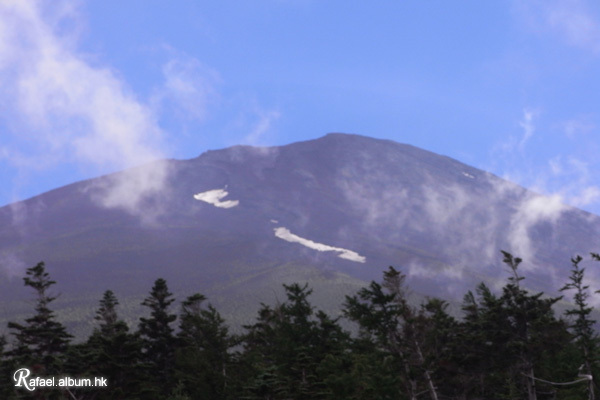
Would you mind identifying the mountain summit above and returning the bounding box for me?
[1,133,599,332]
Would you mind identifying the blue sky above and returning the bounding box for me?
[1,0,600,215]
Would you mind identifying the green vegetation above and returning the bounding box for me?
[1,253,600,399]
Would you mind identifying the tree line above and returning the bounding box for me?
[1,251,600,399]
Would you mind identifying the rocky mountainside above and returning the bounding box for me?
[1,133,599,334]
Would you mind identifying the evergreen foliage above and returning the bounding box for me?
[138,278,178,397]
[560,254,600,400]
[241,283,349,399]
[174,292,233,399]
[82,290,146,399]
[7,262,72,376]
[4,255,600,399]
[344,266,441,399]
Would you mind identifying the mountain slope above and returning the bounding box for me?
[1,133,599,335]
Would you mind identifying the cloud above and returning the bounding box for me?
[563,115,596,138]
[544,0,600,54]
[151,51,220,123]
[545,156,600,208]
[490,108,539,167]
[336,145,577,288]
[0,0,174,219]
[507,193,567,268]
[244,109,281,146]
[490,110,600,215]
[336,164,411,229]
[515,0,600,54]
[0,250,27,280]
[518,109,536,151]
[221,93,281,148]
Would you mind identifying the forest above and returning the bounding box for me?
[1,251,600,400]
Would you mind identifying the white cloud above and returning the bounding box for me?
[151,51,220,123]
[518,109,536,151]
[544,0,600,54]
[244,109,281,146]
[422,184,470,226]
[490,108,539,168]
[545,156,600,208]
[516,0,600,54]
[570,186,600,207]
[0,250,27,280]
[223,94,281,147]
[0,0,176,219]
[564,116,596,138]
[507,193,567,268]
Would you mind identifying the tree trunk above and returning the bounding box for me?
[414,339,439,400]
[403,360,418,400]
[584,350,595,400]
[526,365,537,400]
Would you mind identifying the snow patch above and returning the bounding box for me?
[270,219,279,224]
[462,172,475,179]
[274,227,366,263]
[193,189,239,208]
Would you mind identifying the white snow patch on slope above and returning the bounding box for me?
[194,189,239,208]
[274,227,366,263]
[462,172,475,179]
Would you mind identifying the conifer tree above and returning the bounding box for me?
[458,282,515,397]
[0,335,17,399]
[8,262,72,376]
[174,293,232,399]
[344,266,440,400]
[497,251,564,399]
[242,283,346,399]
[559,253,600,400]
[416,298,460,396]
[82,289,145,400]
[95,290,120,336]
[138,278,177,396]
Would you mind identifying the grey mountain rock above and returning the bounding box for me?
[1,133,599,335]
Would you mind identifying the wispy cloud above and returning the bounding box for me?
[545,156,600,208]
[515,0,600,54]
[486,110,600,273]
[507,193,567,267]
[492,108,539,160]
[544,0,600,54]
[244,109,281,146]
[335,137,597,293]
[151,49,220,123]
[563,115,596,138]
[518,109,536,151]
[0,1,179,219]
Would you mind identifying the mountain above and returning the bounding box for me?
[1,133,599,335]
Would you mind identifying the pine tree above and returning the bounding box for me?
[138,278,177,396]
[560,253,600,400]
[241,283,346,399]
[95,290,121,336]
[497,252,564,399]
[8,262,72,376]
[79,289,145,400]
[0,335,17,399]
[416,298,460,397]
[458,282,515,397]
[174,293,232,399]
[344,266,440,400]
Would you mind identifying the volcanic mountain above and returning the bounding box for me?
[1,133,599,334]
